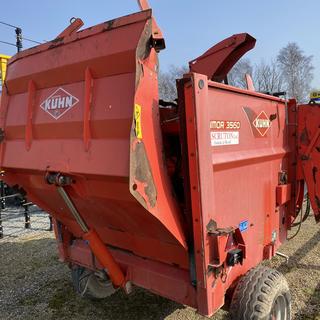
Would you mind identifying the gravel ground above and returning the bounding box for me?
[0,208,320,320]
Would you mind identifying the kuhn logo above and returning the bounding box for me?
[40,88,79,120]
[253,111,271,136]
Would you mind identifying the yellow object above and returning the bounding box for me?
[134,104,142,139]
[310,90,320,100]
[0,54,11,86]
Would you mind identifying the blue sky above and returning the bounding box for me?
[1,0,319,87]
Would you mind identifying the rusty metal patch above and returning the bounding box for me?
[135,19,153,90]
[129,131,157,209]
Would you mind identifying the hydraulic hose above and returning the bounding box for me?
[287,194,310,240]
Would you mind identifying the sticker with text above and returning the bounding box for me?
[210,120,241,130]
[211,131,239,146]
[134,104,142,139]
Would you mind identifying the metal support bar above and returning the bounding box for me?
[56,18,84,39]
[136,0,165,51]
[0,193,21,200]
[302,126,320,160]
[83,67,93,151]
[56,182,128,290]
[24,202,31,229]
[25,80,36,151]
[137,0,150,10]
[57,186,88,233]
[276,251,289,264]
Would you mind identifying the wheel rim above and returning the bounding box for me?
[270,294,288,320]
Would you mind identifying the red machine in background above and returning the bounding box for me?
[0,1,317,319]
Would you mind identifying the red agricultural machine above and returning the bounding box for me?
[0,1,318,319]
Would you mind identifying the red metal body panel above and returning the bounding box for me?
[297,104,320,221]
[0,6,298,318]
[67,240,197,307]
[1,10,188,269]
[182,75,292,314]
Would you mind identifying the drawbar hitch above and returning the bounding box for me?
[45,172,131,294]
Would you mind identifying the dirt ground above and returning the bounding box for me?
[0,211,320,320]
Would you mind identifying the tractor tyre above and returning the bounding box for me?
[230,265,291,320]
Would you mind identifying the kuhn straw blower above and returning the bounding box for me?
[1,1,319,319]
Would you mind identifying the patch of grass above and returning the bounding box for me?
[19,295,38,306]
[49,287,73,310]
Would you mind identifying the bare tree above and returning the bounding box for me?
[253,59,284,93]
[277,43,314,103]
[158,65,188,101]
[160,43,314,103]
[228,58,253,89]
[228,58,284,93]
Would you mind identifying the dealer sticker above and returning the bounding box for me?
[211,131,239,146]
[210,120,240,146]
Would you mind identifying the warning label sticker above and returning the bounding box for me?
[134,104,142,139]
[211,131,239,146]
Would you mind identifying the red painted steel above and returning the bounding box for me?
[137,0,150,11]
[1,10,188,269]
[25,79,36,150]
[83,67,93,151]
[0,4,302,318]
[276,184,292,206]
[56,18,84,39]
[137,0,165,51]
[297,104,320,221]
[189,33,256,82]
[182,76,292,314]
[68,239,197,307]
[83,229,126,287]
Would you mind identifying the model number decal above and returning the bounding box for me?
[210,120,241,130]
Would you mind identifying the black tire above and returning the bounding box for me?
[230,265,291,320]
[71,266,116,299]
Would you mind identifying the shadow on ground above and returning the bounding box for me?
[0,237,228,320]
[3,225,320,320]
[275,229,320,320]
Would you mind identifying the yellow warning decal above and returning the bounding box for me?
[134,104,142,139]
